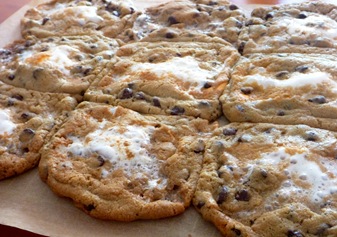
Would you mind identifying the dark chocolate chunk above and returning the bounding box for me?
[217,186,229,204]
[223,127,237,136]
[42,17,50,25]
[240,87,253,95]
[168,16,179,25]
[265,12,274,20]
[275,71,288,78]
[238,42,245,55]
[294,65,309,73]
[277,110,285,116]
[11,94,24,101]
[231,228,242,236]
[298,13,307,19]
[235,189,250,201]
[84,204,95,212]
[153,97,161,107]
[165,32,175,39]
[135,92,146,100]
[203,82,213,89]
[8,74,15,80]
[229,4,239,10]
[97,156,105,167]
[287,230,304,237]
[308,95,327,104]
[196,201,205,209]
[170,106,185,115]
[120,88,133,99]
[304,131,319,142]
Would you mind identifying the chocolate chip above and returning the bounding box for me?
[308,95,327,104]
[304,131,319,142]
[235,189,250,201]
[22,147,29,153]
[24,40,34,47]
[23,128,35,135]
[260,169,268,178]
[42,17,50,25]
[8,74,15,80]
[84,204,95,212]
[203,82,213,89]
[21,113,30,120]
[287,230,304,237]
[238,42,245,55]
[231,228,242,236]
[196,201,205,209]
[298,13,307,19]
[171,106,185,115]
[277,110,285,116]
[168,16,179,25]
[223,128,237,136]
[240,87,253,95]
[199,101,210,107]
[165,32,175,39]
[135,92,146,100]
[0,49,11,56]
[217,186,228,204]
[11,94,23,101]
[295,65,309,73]
[275,71,288,78]
[40,46,49,52]
[119,88,133,99]
[97,156,105,167]
[265,12,274,20]
[153,97,161,107]
[229,4,239,10]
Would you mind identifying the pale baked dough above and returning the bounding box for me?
[194,122,337,237]
[0,81,78,180]
[39,102,215,221]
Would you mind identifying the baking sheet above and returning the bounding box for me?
[0,0,331,236]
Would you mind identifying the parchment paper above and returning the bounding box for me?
[0,1,222,236]
[0,0,321,236]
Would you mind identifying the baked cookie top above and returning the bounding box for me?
[0,81,78,180]
[85,39,240,121]
[0,35,118,94]
[239,1,337,55]
[39,102,214,221]
[21,0,140,39]
[120,0,245,45]
[194,122,337,237]
[221,53,337,131]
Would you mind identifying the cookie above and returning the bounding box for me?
[119,0,245,45]
[85,38,240,121]
[39,102,214,221]
[239,1,337,55]
[193,122,337,237]
[0,81,78,180]
[221,53,337,131]
[0,35,118,94]
[21,0,140,40]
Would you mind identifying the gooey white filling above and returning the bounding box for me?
[0,109,16,136]
[257,148,337,204]
[123,56,221,91]
[59,120,166,189]
[20,45,79,75]
[245,71,337,90]
[278,15,337,39]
